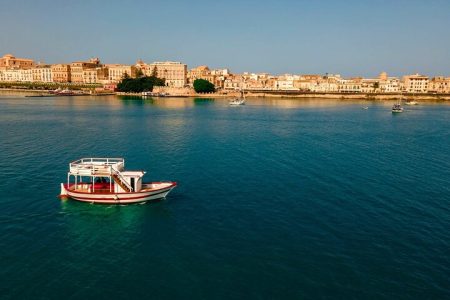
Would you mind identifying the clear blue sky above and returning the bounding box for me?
[1,0,449,77]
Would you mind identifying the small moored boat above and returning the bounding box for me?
[229,90,246,106]
[229,98,245,105]
[405,100,418,105]
[392,103,404,113]
[59,158,177,204]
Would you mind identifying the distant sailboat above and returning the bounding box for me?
[392,99,404,113]
[229,89,246,106]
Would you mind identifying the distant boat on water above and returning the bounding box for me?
[49,88,87,96]
[392,101,404,113]
[405,100,418,105]
[229,90,246,106]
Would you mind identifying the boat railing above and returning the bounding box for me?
[69,158,125,176]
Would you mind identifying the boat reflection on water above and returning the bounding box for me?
[59,198,172,251]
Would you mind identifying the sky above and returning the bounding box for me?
[0,0,449,77]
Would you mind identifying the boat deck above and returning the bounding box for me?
[69,158,125,176]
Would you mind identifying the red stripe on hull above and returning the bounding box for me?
[60,182,176,204]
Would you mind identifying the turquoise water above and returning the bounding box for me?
[0,95,449,299]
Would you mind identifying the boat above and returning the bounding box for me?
[49,88,62,94]
[405,100,418,105]
[229,98,245,105]
[229,90,246,105]
[59,158,177,204]
[55,89,76,96]
[392,102,404,113]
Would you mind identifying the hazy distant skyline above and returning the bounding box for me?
[1,0,449,77]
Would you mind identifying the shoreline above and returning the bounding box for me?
[1,88,449,101]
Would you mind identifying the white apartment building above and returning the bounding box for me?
[402,73,429,93]
[379,77,400,93]
[309,81,339,92]
[32,67,53,82]
[274,74,300,90]
[0,69,33,82]
[338,78,362,93]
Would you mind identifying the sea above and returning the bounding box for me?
[0,94,449,299]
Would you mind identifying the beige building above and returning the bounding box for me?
[51,64,71,83]
[70,58,100,83]
[82,67,108,84]
[107,64,137,83]
[187,65,210,83]
[402,73,429,93]
[145,61,187,87]
[224,75,243,90]
[338,78,362,93]
[0,54,35,70]
[224,73,274,90]
[428,77,450,93]
[187,65,228,88]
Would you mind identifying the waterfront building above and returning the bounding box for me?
[274,76,295,90]
[31,65,53,82]
[247,73,274,90]
[82,67,108,84]
[137,61,187,87]
[308,80,339,93]
[223,73,274,90]
[187,66,228,88]
[361,78,380,93]
[107,64,137,83]
[428,77,450,93]
[338,78,362,93]
[0,69,33,82]
[273,74,302,90]
[0,53,35,70]
[402,73,429,93]
[379,73,400,93]
[188,65,210,80]
[70,58,100,84]
[51,64,71,83]
[292,75,327,92]
[187,65,213,86]
[224,75,243,90]
[146,61,187,88]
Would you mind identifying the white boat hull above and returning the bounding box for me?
[59,182,177,204]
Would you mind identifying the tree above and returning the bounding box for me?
[193,79,215,93]
[151,66,158,77]
[116,76,166,93]
[136,69,144,78]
